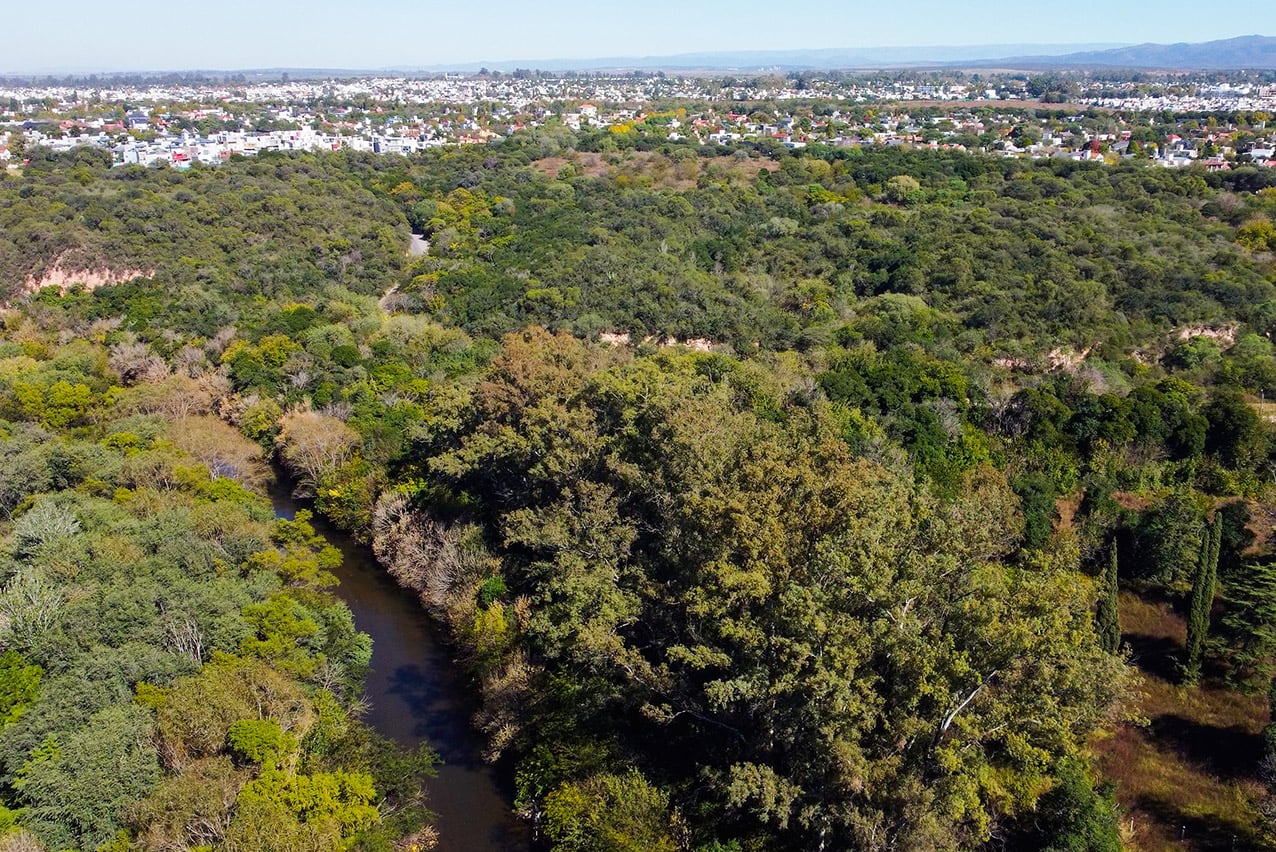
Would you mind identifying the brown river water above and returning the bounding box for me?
[268,479,529,851]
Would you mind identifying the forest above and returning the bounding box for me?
[2,130,1276,850]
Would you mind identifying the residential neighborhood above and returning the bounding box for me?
[3,70,1276,169]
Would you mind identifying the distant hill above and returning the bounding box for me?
[995,35,1276,70]
[10,35,1274,78]
[391,44,1127,74]
[402,35,1275,74]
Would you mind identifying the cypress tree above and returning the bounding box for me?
[1184,519,1221,684]
[1097,541,1120,654]
[1208,514,1222,584]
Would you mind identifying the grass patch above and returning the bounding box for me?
[1093,591,1273,850]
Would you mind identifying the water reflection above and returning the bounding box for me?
[268,479,528,851]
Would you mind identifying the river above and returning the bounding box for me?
[268,480,529,851]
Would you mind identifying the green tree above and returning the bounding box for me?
[1217,558,1276,688]
[222,766,378,852]
[1203,388,1268,470]
[1237,217,1276,252]
[227,719,297,766]
[13,704,161,851]
[1184,519,1222,684]
[0,651,41,729]
[239,594,322,679]
[1097,542,1121,654]
[7,132,26,160]
[543,770,682,852]
[1136,489,1205,593]
[1008,758,1121,852]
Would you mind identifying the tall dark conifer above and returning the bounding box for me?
[1097,541,1121,654]
[1185,519,1221,684]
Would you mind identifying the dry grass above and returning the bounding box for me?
[1114,491,1155,512]
[1247,499,1276,558]
[1093,592,1273,851]
[1249,400,1276,425]
[1057,490,1084,532]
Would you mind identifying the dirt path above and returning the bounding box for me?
[382,234,429,310]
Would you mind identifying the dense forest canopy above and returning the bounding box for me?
[0,416,436,851]
[2,135,1276,850]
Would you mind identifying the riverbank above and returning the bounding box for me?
[268,479,528,852]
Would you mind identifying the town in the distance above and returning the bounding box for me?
[3,68,1276,170]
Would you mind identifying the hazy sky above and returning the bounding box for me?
[6,0,1273,72]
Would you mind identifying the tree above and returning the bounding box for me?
[1264,676,1276,781]
[128,756,248,851]
[1136,489,1205,593]
[543,770,682,852]
[167,416,268,489]
[13,704,161,851]
[276,410,360,496]
[413,331,1136,848]
[1097,542,1121,654]
[1217,557,1276,688]
[0,651,41,729]
[10,501,79,560]
[0,428,53,520]
[151,656,314,771]
[1203,388,1268,471]
[1238,217,1276,253]
[1007,758,1121,851]
[0,574,65,654]
[1260,677,1276,833]
[36,381,93,429]
[882,174,924,205]
[1184,519,1222,684]
[0,830,45,852]
[110,374,227,420]
[7,132,26,160]
[239,594,322,679]
[221,766,378,852]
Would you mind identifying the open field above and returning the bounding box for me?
[1094,592,1272,851]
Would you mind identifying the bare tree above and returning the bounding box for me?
[12,500,80,558]
[110,338,170,385]
[163,615,206,664]
[0,572,65,651]
[110,374,229,421]
[371,493,485,616]
[275,409,360,495]
[0,829,48,852]
[167,415,267,489]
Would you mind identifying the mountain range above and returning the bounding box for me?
[7,35,1275,80]
[403,34,1276,74]
[393,44,1127,74]
[992,34,1276,70]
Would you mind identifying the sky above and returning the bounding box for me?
[5,0,1274,73]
